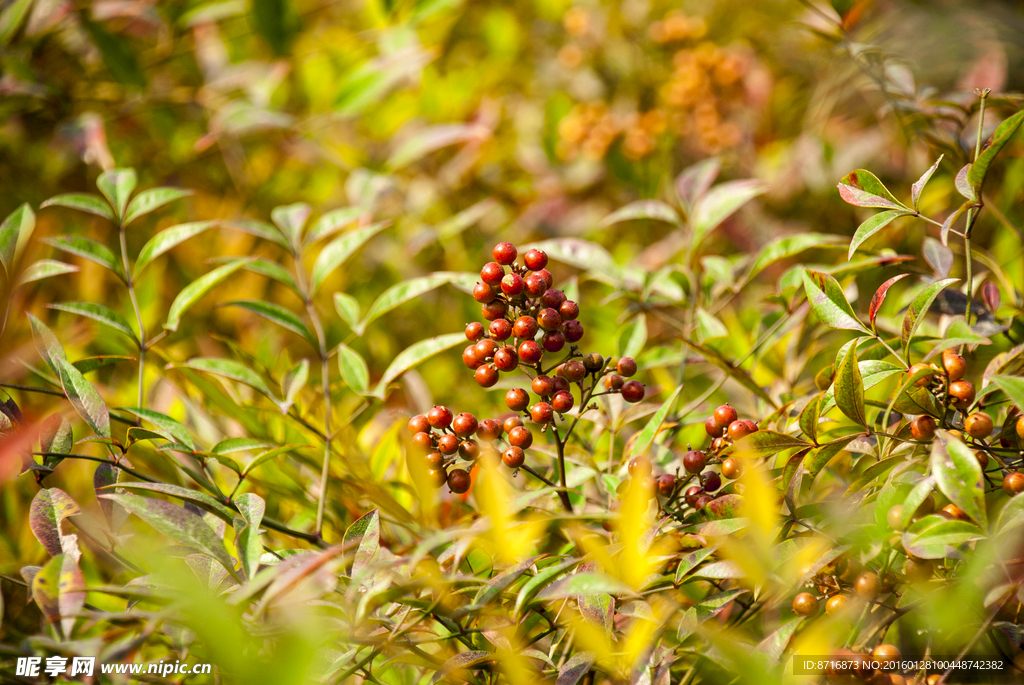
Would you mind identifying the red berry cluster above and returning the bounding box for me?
[464,243,584,386]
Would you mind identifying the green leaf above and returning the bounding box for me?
[430,652,493,685]
[164,258,250,331]
[931,430,986,529]
[100,493,237,578]
[134,221,214,276]
[32,554,85,638]
[55,357,110,438]
[212,438,270,455]
[83,20,146,88]
[241,257,299,292]
[227,219,290,250]
[436,198,499,240]
[0,203,34,276]
[515,558,579,614]
[912,156,943,210]
[955,164,977,202]
[680,336,777,408]
[820,360,901,415]
[27,313,67,375]
[343,509,380,577]
[807,435,858,480]
[42,235,122,276]
[17,259,78,285]
[122,407,195,450]
[0,0,33,45]
[99,481,235,521]
[474,556,540,606]
[41,193,115,222]
[692,179,766,247]
[175,358,279,406]
[837,169,907,209]
[224,300,316,348]
[309,221,389,295]
[834,343,866,427]
[727,430,811,458]
[48,302,138,345]
[901,476,937,528]
[617,316,648,359]
[29,488,82,558]
[123,187,192,226]
[334,292,361,330]
[903,517,984,559]
[39,415,73,469]
[96,168,137,221]
[303,206,367,246]
[521,238,620,285]
[73,355,134,374]
[357,272,475,334]
[234,493,265,580]
[940,201,971,246]
[371,333,466,399]
[537,572,634,600]
[848,210,910,259]
[802,270,867,333]
[338,344,370,395]
[997,490,1024,533]
[675,546,717,583]
[901,278,959,360]
[745,233,846,282]
[988,376,1024,410]
[799,393,823,444]
[600,200,680,228]
[281,359,309,411]
[756,617,803,663]
[240,444,305,477]
[628,385,682,459]
[968,109,1024,193]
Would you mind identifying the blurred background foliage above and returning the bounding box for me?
[2,0,1024,683]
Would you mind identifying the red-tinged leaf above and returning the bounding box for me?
[982,281,1000,312]
[837,169,906,209]
[940,201,971,246]
[557,652,595,685]
[474,556,541,606]
[675,157,720,206]
[675,547,717,583]
[93,463,128,533]
[726,430,810,457]
[756,617,803,662]
[29,488,82,561]
[911,156,943,210]
[704,494,742,519]
[430,651,493,684]
[343,509,380,578]
[834,343,866,427]
[31,554,85,637]
[869,274,910,327]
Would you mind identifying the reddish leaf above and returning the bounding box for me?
[982,281,1000,312]
[868,273,910,327]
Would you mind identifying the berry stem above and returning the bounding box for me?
[118,219,148,408]
[549,424,573,513]
[963,89,990,328]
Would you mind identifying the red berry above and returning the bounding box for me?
[477,419,502,441]
[480,262,505,285]
[519,340,543,364]
[481,300,508,321]
[562,320,584,342]
[438,434,459,455]
[408,415,430,434]
[538,308,562,331]
[489,318,512,341]
[524,274,547,297]
[621,380,644,403]
[474,339,498,360]
[508,426,533,448]
[411,431,432,453]
[502,446,525,468]
[727,419,757,441]
[617,357,637,377]
[683,485,702,506]
[524,248,548,270]
[683,450,706,474]
[713,404,738,427]
[459,439,480,460]
[562,360,586,382]
[531,402,554,424]
[453,412,478,437]
[493,242,517,265]
[582,353,604,372]
[448,468,472,493]
[532,375,555,396]
[704,472,722,492]
[535,269,553,289]
[473,282,496,303]
[559,300,580,320]
[605,374,624,390]
[694,495,712,510]
[513,316,539,339]
[552,376,570,393]
[427,406,453,429]
[541,289,566,308]
[506,387,530,411]
[705,416,724,437]
[504,415,524,434]
[465,322,484,341]
[475,364,499,387]
[426,467,448,488]
[542,331,566,352]
[425,450,444,468]
[501,273,525,296]
[657,474,676,496]
[494,346,519,372]
[552,390,574,413]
